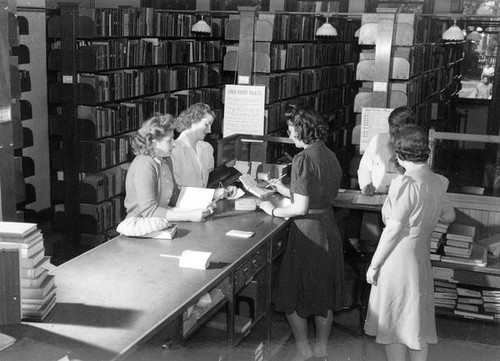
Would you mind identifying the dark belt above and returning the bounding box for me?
[308,207,331,215]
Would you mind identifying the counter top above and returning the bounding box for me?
[1,197,288,361]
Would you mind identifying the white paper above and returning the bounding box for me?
[360,107,393,153]
[179,250,212,270]
[223,85,266,137]
[176,187,215,209]
[226,230,255,238]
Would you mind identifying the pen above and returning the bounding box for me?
[265,173,286,188]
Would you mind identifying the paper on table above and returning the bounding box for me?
[176,187,215,209]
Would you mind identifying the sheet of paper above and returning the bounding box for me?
[176,187,215,209]
[223,84,266,137]
[360,107,393,153]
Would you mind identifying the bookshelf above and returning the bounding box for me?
[2,0,34,221]
[47,3,226,252]
[354,12,464,131]
[222,10,360,165]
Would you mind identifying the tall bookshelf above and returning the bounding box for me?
[223,11,360,165]
[4,0,34,221]
[47,3,226,254]
[354,12,464,131]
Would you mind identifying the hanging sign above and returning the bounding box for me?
[223,85,265,138]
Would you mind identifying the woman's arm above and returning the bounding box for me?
[366,219,404,285]
[165,208,210,222]
[259,193,309,218]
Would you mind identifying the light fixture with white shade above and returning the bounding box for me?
[192,16,212,34]
[442,20,465,41]
[316,17,338,37]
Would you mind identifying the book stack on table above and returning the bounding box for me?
[439,223,487,267]
[0,222,56,321]
[429,222,448,261]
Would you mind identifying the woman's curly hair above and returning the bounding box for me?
[175,103,215,132]
[393,125,430,163]
[284,106,329,144]
[130,114,176,156]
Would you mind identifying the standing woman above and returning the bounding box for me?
[124,114,209,222]
[170,103,216,188]
[259,107,344,361]
[365,125,456,361]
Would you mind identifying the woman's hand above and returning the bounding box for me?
[270,180,289,197]
[224,185,238,198]
[190,208,212,222]
[259,201,275,216]
[366,266,380,286]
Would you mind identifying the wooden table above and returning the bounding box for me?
[1,197,289,360]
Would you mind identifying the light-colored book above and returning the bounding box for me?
[0,222,37,238]
[0,333,16,352]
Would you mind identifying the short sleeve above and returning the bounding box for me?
[385,175,414,224]
[289,154,310,196]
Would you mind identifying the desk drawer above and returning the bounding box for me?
[234,246,268,292]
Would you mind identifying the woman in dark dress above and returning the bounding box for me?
[259,107,344,361]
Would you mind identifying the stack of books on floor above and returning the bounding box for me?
[440,223,488,267]
[434,280,457,309]
[430,221,448,261]
[0,221,56,321]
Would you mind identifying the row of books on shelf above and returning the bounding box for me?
[255,64,357,104]
[77,137,131,172]
[50,8,224,39]
[53,89,223,141]
[51,39,222,72]
[53,63,222,104]
[354,69,461,113]
[0,222,56,321]
[268,14,360,42]
[357,44,463,81]
[55,164,128,204]
[434,280,500,321]
[257,42,359,73]
[55,195,124,234]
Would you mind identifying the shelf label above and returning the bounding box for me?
[0,106,11,123]
[62,75,74,84]
[373,81,388,92]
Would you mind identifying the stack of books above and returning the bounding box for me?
[430,221,449,261]
[439,223,488,267]
[454,286,493,321]
[0,222,56,321]
[482,289,500,319]
[434,280,457,309]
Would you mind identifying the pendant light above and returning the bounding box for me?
[316,16,338,37]
[192,15,212,34]
[442,20,465,41]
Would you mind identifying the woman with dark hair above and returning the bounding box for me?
[358,106,417,195]
[124,114,210,222]
[365,125,456,361]
[259,107,344,361]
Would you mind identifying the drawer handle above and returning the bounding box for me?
[243,267,249,273]
[277,241,282,248]
[252,259,258,266]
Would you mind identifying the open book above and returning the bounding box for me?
[239,174,275,199]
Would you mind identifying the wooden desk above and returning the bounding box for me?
[1,198,289,360]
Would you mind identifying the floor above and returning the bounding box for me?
[273,310,500,361]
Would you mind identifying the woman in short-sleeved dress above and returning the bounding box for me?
[259,107,344,361]
[365,125,455,361]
